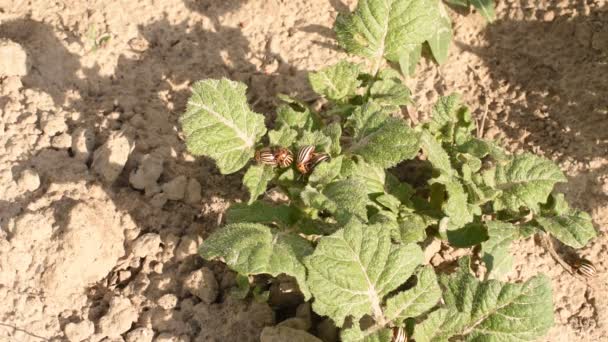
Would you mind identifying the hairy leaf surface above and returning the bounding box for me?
[536,210,596,248]
[305,221,423,326]
[334,0,440,62]
[309,61,361,101]
[481,221,518,280]
[243,165,274,204]
[200,223,313,298]
[181,79,267,174]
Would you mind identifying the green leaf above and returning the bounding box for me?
[350,118,421,168]
[324,179,369,222]
[268,126,298,147]
[443,180,476,229]
[420,131,454,177]
[305,220,424,326]
[470,0,496,22]
[370,77,411,108]
[323,122,343,156]
[393,213,428,244]
[385,266,441,322]
[445,221,488,247]
[492,153,567,213]
[398,44,422,77]
[375,193,401,213]
[181,79,267,174]
[427,3,452,64]
[346,101,390,141]
[444,0,469,8]
[309,156,344,186]
[334,0,441,62]
[230,273,251,299]
[301,186,337,212]
[535,210,597,248]
[481,221,518,280]
[297,130,332,151]
[243,165,274,204]
[276,96,316,130]
[431,270,554,341]
[309,61,361,101]
[226,202,298,226]
[341,158,386,195]
[341,327,392,342]
[200,223,313,298]
[427,94,475,145]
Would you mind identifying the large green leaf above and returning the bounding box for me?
[200,223,313,298]
[427,3,452,64]
[350,118,421,168]
[427,94,475,145]
[243,165,274,204]
[309,61,361,101]
[492,153,567,212]
[384,266,441,322]
[398,44,422,77]
[340,158,386,195]
[324,179,370,222]
[180,79,267,174]
[414,266,554,341]
[481,221,518,280]
[305,220,423,326]
[226,202,298,226]
[334,0,441,62]
[346,101,390,141]
[535,210,597,248]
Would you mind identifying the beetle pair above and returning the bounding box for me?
[254,145,329,174]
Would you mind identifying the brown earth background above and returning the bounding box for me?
[1,0,607,341]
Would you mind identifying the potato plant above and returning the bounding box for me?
[179,0,596,341]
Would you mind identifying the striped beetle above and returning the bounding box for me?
[296,145,316,174]
[573,258,597,279]
[392,327,407,342]
[273,147,294,168]
[255,147,277,166]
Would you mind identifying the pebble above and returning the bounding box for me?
[157,293,178,310]
[184,177,202,205]
[542,10,555,21]
[63,320,94,342]
[98,296,138,338]
[316,318,338,342]
[71,127,96,162]
[260,326,322,342]
[16,169,40,192]
[125,327,154,342]
[150,193,168,208]
[278,317,309,331]
[92,131,133,183]
[154,333,190,342]
[0,39,29,77]
[40,115,68,136]
[131,233,162,258]
[162,175,187,200]
[51,133,72,149]
[184,267,218,304]
[129,154,164,191]
[174,235,200,261]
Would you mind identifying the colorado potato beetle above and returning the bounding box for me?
[392,327,407,342]
[573,258,597,278]
[296,145,316,174]
[309,152,330,169]
[255,147,277,166]
[273,147,294,168]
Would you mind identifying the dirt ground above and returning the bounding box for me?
[0,0,607,341]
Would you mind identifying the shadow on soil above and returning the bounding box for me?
[0,0,312,339]
[461,5,608,214]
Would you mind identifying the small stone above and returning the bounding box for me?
[51,133,72,149]
[184,177,202,205]
[295,302,312,330]
[92,131,133,183]
[71,127,96,161]
[16,169,40,192]
[150,193,167,208]
[278,317,309,331]
[261,326,322,342]
[174,235,199,261]
[131,233,162,258]
[161,175,188,200]
[154,333,190,342]
[184,267,218,304]
[64,320,94,342]
[98,296,138,338]
[125,327,154,342]
[542,10,555,21]
[157,293,178,310]
[0,39,29,77]
[40,115,68,136]
[129,154,163,191]
[316,318,338,342]
[118,270,131,283]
